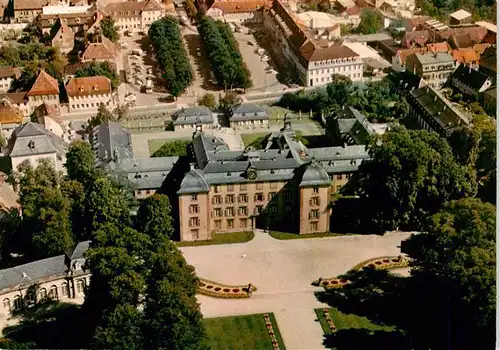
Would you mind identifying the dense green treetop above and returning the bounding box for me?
[65,140,99,187]
[136,194,175,240]
[100,16,120,43]
[75,61,119,90]
[356,9,383,34]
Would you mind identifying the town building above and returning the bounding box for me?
[450,64,493,101]
[451,48,480,68]
[0,98,25,139]
[0,68,21,92]
[91,121,133,165]
[201,0,269,23]
[229,103,269,128]
[391,42,451,72]
[0,92,29,117]
[32,103,71,143]
[5,122,69,173]
[449,9,472,26]
[326,106,377,145]
[49,17,75,54]
[66,76,113,112]
[12,0,47,23]
[481,87,496,116]
[0,241,90,317]
[264,0,362,87]
[174,117,369,241]
[479,45,496,82]
[475,21,496,44]
[405,51,455,88]
[406,85,470,137]
[26,70,60,116]
[41,7,100,35]
[102,0,164,33]
[173,107,215,131]
[81,36,120,71]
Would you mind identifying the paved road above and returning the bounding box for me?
[181,230,412,349]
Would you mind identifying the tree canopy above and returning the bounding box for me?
[198,17,252,90]
[152,140,190,157]
[149,17,193,97]
[356,9,383,34]
[402,198,496,349]
[136,194,175,240]
[344,129,477,232]
[75,61,119,90]
[197,93,216,109]
[100,16,120,43]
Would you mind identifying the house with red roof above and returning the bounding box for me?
[26,70,60,116]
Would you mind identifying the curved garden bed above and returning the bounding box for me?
[197,279,257,298]
[313,255,410,290]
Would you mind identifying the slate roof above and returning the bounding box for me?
[7,122,68,157]
[334,107,375,145]
[178,169,210,194]
[82,37,119,61]
[230,103,269,122]
[0,240,90,291]
[173,107,213,125]
[451,64,491,90]
[299,162,331,187]
[92,121,133,164]
[27,70,59,97]
[409,86,469,134]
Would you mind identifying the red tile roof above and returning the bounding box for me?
[82,37,119,61]
[300,41,359,62]
[0,98,23,124]
[403,30,430,48]
[452,48,480,64]
[27,70,59,97]
[208,0,270,13]
[14,0,47,10]
[66,76,112,97]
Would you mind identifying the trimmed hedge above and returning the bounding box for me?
[149,17,193,97]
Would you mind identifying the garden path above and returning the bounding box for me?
[181,230,412,349]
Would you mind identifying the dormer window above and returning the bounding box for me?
[79,86,84,92]
[93,85,98,91]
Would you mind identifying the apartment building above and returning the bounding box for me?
[0,241,90,317]
[449,9,472,25]
[66,76,114,112]
[405,51,455,88]
[102,0,164,33]
[264,0,362,87]
[406,85,470,137]
[0,67,21,92]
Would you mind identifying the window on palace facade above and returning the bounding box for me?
[240,183,247,191]
[268,192,276,201]
[310,197,320,206]
[39,288,47,301]
[255,193,264,202]
[313,186,319,193]
[191,229,199,239]
[49,285,58,299]
[226,195,235,204]
[269,205,277,215]
[3,298,10,312]
[189,205,199,214]
[61,282,69,297]
[310,222,318,231]
[13,296,22,311]
[214,185,220,193]
[227,184,234,192]
[189,217,200,227]
[336,174,342,180]
[227,219,234,229]
[214,220,221,229]
[255,205,263,215]
[238,206,248,216]
[77,280,85,294]
[240,218,247,228]
[309,210,320,220]
[225,207,235,217]
[191,194,198,201]
[270,181,277,189]
[239,194,248,203]
[213,208,223,217]
[212,196,222,205]
[283,191,292,201]
[256,182,263,190]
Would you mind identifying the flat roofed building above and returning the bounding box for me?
[449,9,472,25]
[405,51,455,88]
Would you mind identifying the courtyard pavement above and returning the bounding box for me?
[181,230,412,349]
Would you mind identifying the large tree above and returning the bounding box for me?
[403,198,496,349]
[65,140,98,187]
[136,194,175,240]
[356,9,383,34]
[75,61,119,90]
[345,129,476,231]
[100,16,120,43]
[17,159,73,260]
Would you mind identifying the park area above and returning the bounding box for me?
[204,313,285,350]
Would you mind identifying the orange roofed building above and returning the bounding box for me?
[263,0,362,87]
[66,76,114,113]
[81,36,120,70]
[26,70,60,116]
[201,0,271,23]
[0,98,25,140]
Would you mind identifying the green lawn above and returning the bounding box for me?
[240,132,270,147]
[269,231,343,240]
[204,313,286,350]
[148,137,191,156]
[176,231,254,247]
[315,308,396,335]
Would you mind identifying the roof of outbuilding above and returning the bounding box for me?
[299,162,331,187]
[449,9,471,20]
[230,103,269,121]
[66,76,112,97]
[14,0,47,10]
[7,122,68,157]
[177,169,210,194]
[0,98,23,125]
[173,106,213,125]
[0,67,21,79]
[92,121,133,164]
[27,70,59,97]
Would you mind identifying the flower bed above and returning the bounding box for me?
[322,308,336,333]
[263,313,280,350]
[197,279,257,299]
[313,256,410,290]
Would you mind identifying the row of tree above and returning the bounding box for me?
[198,17,252,90]
[277,75,408,123]
[149,17,194,97]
